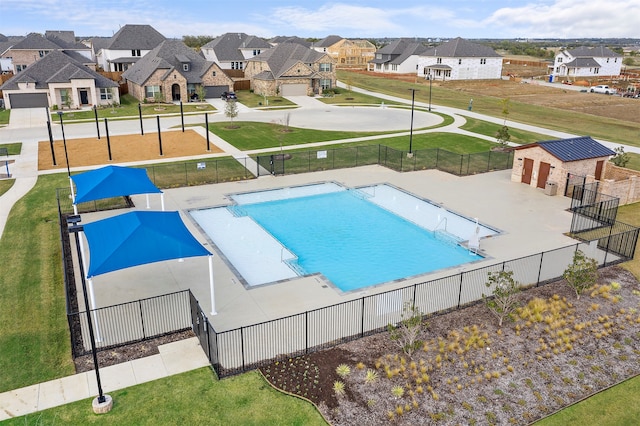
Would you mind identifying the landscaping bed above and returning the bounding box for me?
[259,266,640,425]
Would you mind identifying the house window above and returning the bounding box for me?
[594,68,599,74]
[231,61,243,70]
[38,50,49,58]
[100,88,113,100]
[436,58,442,64]
[558,57,562,63]
[319,63,332,72]
[458,59,462,65]
[614,58,617,62]
[212,71,216,76]
[183,63,190,71]
[145,85,161,98]
[320,79,331,90]
[132,49,141,57]
[60,89,69,104]
[16,64,27,72]
[252,49,261,56]
[391,64,398,71]
[606,58,610,63]
[480,58,487,64]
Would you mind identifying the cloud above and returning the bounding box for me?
[484,0,640,38]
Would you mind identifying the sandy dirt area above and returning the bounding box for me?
[38,129,224,171]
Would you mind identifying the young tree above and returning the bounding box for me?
[611,146,630,167]
[483,270,521,327]
[495,125,511,145]
[500,98,510,126]
[196,85,207,102]
[224,99,239,124]
[387,302,426,356]
[563,250,598,299]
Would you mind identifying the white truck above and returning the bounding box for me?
[589,85,617,95]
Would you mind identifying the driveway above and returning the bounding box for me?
[7,107,50,128]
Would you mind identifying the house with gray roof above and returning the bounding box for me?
[368,39,428,73]
[269,36,311,48]
[0,34,24,72]
[417,37,502,80]
[95,24,166,72]
[244,43,336,96]
[552,46,622,79]
[511,136,615,195]
[201,33,272,74]
[0,50,119,109]
[122,39,233,103]
[0,31,93,74]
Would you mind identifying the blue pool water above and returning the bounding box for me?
[239,189,479,292]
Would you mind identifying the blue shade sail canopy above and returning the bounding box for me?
[71,165,161,205]
[82,211,211,278]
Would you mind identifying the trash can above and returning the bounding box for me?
[544,181,557,196]
[549,75,554,83]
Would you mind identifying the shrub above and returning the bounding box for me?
[387,302,426,356]
[563,250,598,299]
[483,270,521,326]
[336,364,351,378]
[333,380,345,396]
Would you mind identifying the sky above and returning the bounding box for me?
[1,0,638,40]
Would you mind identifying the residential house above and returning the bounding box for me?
[95,24,166,72]
[244,43,336,96]
[0,34,23,73]
[0,31,93,74]
[201,33,272,74]
[122,39,233,103]
[368,39,428,73]
[417,37,502,80]
[312,35,375,69]
[0,50,119,109]
[552,46,622,79]
[511,136,615,196]
[269,36,311,48]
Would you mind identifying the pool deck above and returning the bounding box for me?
[75,166,576,332]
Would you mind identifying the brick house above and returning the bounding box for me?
[244,43,336,96]
[201,33,272,74]
[122,39,233,103]
[511,136,615,196]
[0,50,119,109]
[1,31,93,74]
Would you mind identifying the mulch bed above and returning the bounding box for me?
[259,266,640,425]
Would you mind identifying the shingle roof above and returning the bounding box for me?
[108,25,166,50]
[0,50,117,90]
[269,36,311,47]
[45,31,76,44]
[202,33,271,61]
[567,46,621,58]
[314,35,343,48]
[515,136,615,162]
[390,42,429,64]
[11,33,61,50]
[247,43,326,78]
[563,58,601,68]
[122,39,214,85]
[88,36,112,52]
[422,37,501,58]
[377,39,413,55]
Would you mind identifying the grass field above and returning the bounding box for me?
[460,117,554,144]
[0,108,9,125]
[0,142,22,155]
[338,70,640,147]
[0,178,15,196]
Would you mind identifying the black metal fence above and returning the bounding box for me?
[256,145,513,177]
[569,184,620,233]
[564,173,586,197]
[143,157,255,188]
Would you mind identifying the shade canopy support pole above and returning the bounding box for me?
[209,255,217,315]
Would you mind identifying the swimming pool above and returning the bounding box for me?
[190,183,498,292]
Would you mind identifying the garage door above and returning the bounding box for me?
[9,93,48,108]
[204,86,228,98]
[281,84,307,96]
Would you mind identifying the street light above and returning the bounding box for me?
[66,215,111,411]
[57,111,70,176]
[427,74,432,112]
[408,88,419,155]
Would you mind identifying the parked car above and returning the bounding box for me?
[221,91,237,101]
[589,85,617,95]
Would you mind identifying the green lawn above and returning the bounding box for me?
[460,116,554,144]
[51,94,215,121]
[0,108,10,125]
[0,142,23,155]
[535,375,640,426]
[338,70,640,147]
[317,89,402,106]
[0,178,15,196]
[0,173,75,393]
[5,369,327,426]
[235,90,296,108]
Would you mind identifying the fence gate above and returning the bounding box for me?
[565,173,586,197]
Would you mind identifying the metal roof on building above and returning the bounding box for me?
[515,136,615,162]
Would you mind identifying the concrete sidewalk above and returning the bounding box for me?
[0,337,209,420]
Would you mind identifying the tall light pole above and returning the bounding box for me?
[67,215,111,412]
[408,88,418,155]
[428,74,432,112]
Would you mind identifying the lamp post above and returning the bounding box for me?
[66,215,111,411]
[138,103,144,135]
[408,88,418,155]
[93,105,100,139]
[427,74,432,112]
[57,111,70,176]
